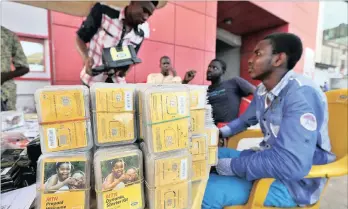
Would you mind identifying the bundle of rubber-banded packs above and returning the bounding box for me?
[34,83,219,209]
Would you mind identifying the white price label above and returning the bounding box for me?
[125,91,133,111]
[180,159,188,180]
[47,128,58,148]
[198,91,206,109]
[178,96,186,115]
[210,130,218,146]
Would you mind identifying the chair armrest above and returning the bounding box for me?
[306,155,348,178]
[227,129,264,149]
[246,178,275,208]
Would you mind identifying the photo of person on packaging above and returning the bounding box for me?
[101,156,140,191]
[44,162,86,193]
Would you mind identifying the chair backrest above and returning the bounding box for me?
[326,89,348,159]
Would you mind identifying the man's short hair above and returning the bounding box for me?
[263,33,303,70]
[211,58,227,73]
[151,1,159,7]
[160,55,170,62]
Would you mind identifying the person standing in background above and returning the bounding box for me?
[323,82,329,92]
[147,56,196,84]
[206,59,255,125]
[1,26,29,111]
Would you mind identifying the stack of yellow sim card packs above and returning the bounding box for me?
[36,151,91,209]
[135,83,148,140]
[188,85,208,135]
[90,83,137,146]
[187,85,210,182]
[35,85,93,153]
[205,105,219,166]
[140,142,192,209]
[137,84,191,153]
[136,84,193,209]
[94,145,145,209]
[190,134,209,182]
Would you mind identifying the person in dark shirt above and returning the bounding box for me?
[207,59,255,124]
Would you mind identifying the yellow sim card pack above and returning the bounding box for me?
[190,109,206,135]
[140,87,190,153]
[148,181,191,209]
[35,86,92,153]
[206,126,219,146]
[141,143,192,209]
[190,135,209,181]
[190,135,208,162]
[94,145,145,209]
[189,88,207,110]
[37,152,91,209]
[91,83,136,146]
[208,147,218,166]
[192,160,208,181]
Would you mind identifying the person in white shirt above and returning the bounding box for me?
[147,56,196,84]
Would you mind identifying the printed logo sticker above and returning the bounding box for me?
[300,113,317,131]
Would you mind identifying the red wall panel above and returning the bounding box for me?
[51,12,83,28]
[51,24,83,84]
[175,1,206,14]
[174,46,205,84]
[175,6,206,50]
[205,16,217,52]
[206,1,217,18]
[147,2,175,44]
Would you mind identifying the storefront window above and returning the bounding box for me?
[19,36,46,72]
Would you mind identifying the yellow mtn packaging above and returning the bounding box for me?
[190,135,209,181]
[94,145,145,209]
[140,142,192,209]
[138,84,191,153]
[205,126,219,166]
[191,178,208,207]
[135,84,151,140]
[90,83,137,146]
[188,85,208,135]
[36,151,91,209]
[205,105,219,166]
[190,109,206,135]
[187,85,207,110]
[34,85,92,153]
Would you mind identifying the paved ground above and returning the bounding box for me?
[320,176,348,209]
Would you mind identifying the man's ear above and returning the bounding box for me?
[273,52,287,68]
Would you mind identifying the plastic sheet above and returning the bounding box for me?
[90,83,137,146]
[34,85,93,153]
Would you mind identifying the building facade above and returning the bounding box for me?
[314,1,348,90]
[2,1,322,110]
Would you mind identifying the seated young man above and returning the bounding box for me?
[203,33,336,208]
[146,56,196,84]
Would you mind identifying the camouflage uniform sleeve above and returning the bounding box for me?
[11,34,29,68]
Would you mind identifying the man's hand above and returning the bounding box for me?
[182,70,196,84]
[84,57,94,76]
[169,67,177,77]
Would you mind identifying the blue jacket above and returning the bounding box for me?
[220,71,336,206]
